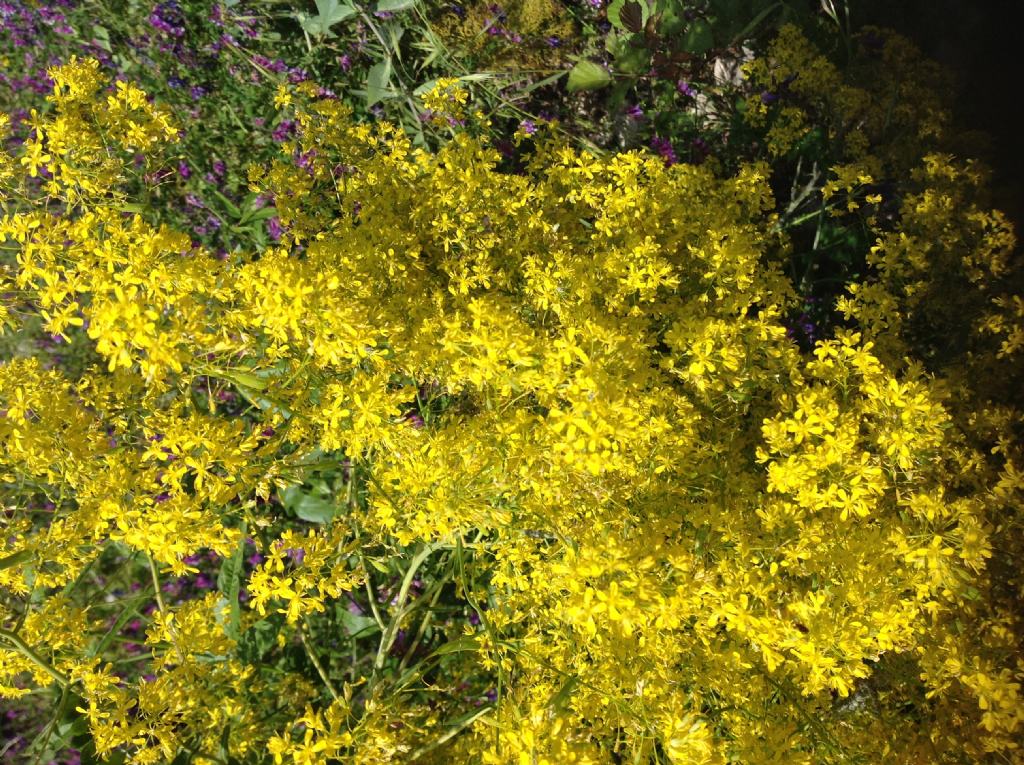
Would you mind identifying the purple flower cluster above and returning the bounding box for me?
[650,135,678,166]
[149,1,185,38]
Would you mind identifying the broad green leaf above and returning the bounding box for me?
[338,605,380,636]
[281,485,338,523]
[615,44,651,75]
[366,60,394,106]
[607,0,649,32]
[91,25,112,53]
[302,0,357,37]
[607,0,627,29]
[618,0,646,32]
[567,61,612,92]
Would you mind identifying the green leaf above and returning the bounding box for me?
[430,634,480,657]
[217,368,268,392]
[608,0,649,32]
[0,549,32,571]
[377,0,416,11]
[281,486,338,523]
[302,0,357,37]
[91,25,112,53]
[366,60,394,106]
[728,1,783,45]
[217,528,247,640]
[338,605,380,636]
[567,61,612,92]
[366,556,392,574]
[607,0,627,29]
[521,70,568,94]
[619,0,646,32]
[682,18,714,54]
[212,190,242,219]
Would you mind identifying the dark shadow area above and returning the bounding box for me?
[856,0,1023,227]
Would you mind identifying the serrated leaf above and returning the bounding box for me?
[567,61,612,92]
[619,0,645,32]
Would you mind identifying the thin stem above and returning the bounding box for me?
[369,542,441,688]
[361,558,388,632]
[300,618,340,701]
[147,555,185,663]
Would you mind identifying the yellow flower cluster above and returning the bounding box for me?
[0,54,1021,764]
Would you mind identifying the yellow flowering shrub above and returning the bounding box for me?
[0,55,1021,764]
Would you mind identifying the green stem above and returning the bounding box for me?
[0,628,69,689]
[300,618,340,701]
[147,555,185,663]
[369,542,442,688]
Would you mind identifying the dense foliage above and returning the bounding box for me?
[1,2,1022,764]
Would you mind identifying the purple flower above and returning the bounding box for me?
[625,104,643,119]
[677,80,696,97]
[267,217,283,241]
[178,161,191,179]
[650,136,678,166]
[149,1,185,38]
[271,120,295,143]
[519,119,537,135]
